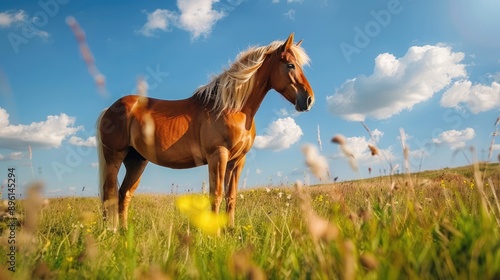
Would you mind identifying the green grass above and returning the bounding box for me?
[1,163,500,279]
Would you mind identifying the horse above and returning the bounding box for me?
[96,33,314,231]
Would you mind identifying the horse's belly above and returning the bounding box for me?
[154,149,207,169]
[134,141,206,169]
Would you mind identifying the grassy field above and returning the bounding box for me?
[1,162,500,279]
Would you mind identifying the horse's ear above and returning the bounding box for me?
[283,33,295,51]
[296,39,303,47]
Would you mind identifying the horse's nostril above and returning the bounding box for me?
[306,96,313,108]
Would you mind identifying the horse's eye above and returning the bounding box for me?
[287,63,295,69]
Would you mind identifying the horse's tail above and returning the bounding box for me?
[95,109,107,203]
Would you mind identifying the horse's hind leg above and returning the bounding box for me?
[100,147,127,231]
[119,148,148,228]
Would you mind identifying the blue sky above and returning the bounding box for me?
[0,0,499,197]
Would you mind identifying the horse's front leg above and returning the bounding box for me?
[225,156,245,227]
[208,147,229,215]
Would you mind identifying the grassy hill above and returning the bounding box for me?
[0,163,499,279]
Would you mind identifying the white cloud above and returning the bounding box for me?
[68,136,97,147]
[409,148,429,159]
[277,108,289,116]
[0,151,24,161]
[254,117,303,151]
[327,45,466,121]
[0,10,26,27]
[90,162,99,168]
[139,9,177,37]
[177,0,225,38]
[0,108,82,149]
[371,129,384,142]
[491,72,500,82]
[255,168,263,174]
[139,0,226,39]
[33,29,49,39]
[0,10,49,39]
[432,128,475,150]
[283,9,295,20]
[8,151,23,160]
[274,107,297,117]
[440,80,500,113]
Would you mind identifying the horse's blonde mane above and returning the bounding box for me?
[195,40,310,116]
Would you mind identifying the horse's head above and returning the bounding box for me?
[269,33,315,112]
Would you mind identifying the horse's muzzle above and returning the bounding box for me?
[295,93,314,112]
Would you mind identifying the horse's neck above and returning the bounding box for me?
[241,62,273,119]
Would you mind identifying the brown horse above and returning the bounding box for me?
[96,33,314,230]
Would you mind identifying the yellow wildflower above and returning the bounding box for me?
[175,194,227,235]
[242,225,253,231]
[176,194,210,213]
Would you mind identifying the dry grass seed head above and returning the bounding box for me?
[307,211,340,242]
[80,211,97,225]
[358,204,372,222]
[343,240,357,280]
[135,265,172,280]
[136,77,148,96]
[348,211,359,225]
[294,181,339,242]
[331,134,346,145]
[415,202,423,212]
[342,145,359,172]
[302,144,329,181]
[142,113,156,147]
[31,261,54,280]
[368,144,378,156]
[25,182,45,234]
[228,247,266,280]
[331,134,359,171]
[391,164,400,175]
[84,234,98,260]
[360,252,379,271]
[66,16,107,95]
[489,138,496,160]
[0,200,8,217]
[400,128,411,173]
